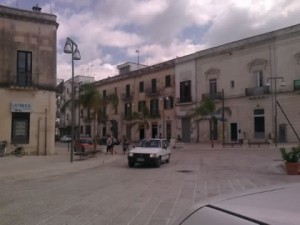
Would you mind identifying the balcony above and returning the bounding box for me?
[122,113,132,121]
[145,87,160,97]
[176,96,192,104]
[245,86,270,96]
[84,117,93,123]
[6,72,37,88]
[202,92,222,100]
[121,93,133,101]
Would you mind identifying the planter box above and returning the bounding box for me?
[285,162,300,175]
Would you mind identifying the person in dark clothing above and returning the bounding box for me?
[122,135,129,154]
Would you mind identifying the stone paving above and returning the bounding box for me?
[0,142,300,225]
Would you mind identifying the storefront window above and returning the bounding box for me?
[11,112,30,144]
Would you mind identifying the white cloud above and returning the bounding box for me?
[4,0,300,81]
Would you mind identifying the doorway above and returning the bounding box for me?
[230,123,238,142]
[181,117,191,142]
[254,109,265,139]
[151,123,158,138]
[279,124,287,143]
[139,127,145,141]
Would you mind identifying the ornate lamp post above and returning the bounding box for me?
[64,37,81,163]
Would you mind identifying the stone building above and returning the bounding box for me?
[176,24,300,144]
[59,75,95,138]
[94,60,176,142]
[0,5,58,154]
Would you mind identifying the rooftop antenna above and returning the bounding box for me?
[32,4,42,12]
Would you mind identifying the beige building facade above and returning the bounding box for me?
[176,24,300,144]
[94,60,176,143]
[0,5,58,154]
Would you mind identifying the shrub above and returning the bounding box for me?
[280,145,300,163]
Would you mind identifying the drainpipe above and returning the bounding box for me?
[37,118,41,155]
[45,108,47,156]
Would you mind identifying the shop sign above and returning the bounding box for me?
[11,102,31,112]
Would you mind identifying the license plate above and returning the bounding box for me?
[137,158,145,162]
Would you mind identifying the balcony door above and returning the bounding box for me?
[17,51,32,86]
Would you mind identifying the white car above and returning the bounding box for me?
[173,184,300,225]
[127,139,171,168]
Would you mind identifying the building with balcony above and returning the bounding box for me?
[0,5,58,155]
[175,23,300,143]
[94,60,176,142]
[58,75,94,138]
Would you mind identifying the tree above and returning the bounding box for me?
[192,97,231,146]
[192,97,215,145]
[80,83,103,149]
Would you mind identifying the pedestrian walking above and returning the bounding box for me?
[106,135,113,155]
[122,135,129,154]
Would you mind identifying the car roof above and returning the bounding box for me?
[174,183,300,225]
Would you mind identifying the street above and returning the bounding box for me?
[1,143,300,225]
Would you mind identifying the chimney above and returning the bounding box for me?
[32,4,42,12]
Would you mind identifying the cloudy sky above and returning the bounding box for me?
[1,0,300,81]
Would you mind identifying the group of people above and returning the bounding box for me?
[106,134,130,155]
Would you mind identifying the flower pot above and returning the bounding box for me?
[285,162,300,175]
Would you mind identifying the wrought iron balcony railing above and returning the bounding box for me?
[202,92,222,100]
[245,86,270,96]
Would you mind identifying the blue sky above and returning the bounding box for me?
[1,0,300,81]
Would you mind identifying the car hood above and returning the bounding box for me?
[173,183,300,225]
[129,147,160,154]
[212,185,300,225]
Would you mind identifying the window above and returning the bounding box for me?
[80,109,83,118]
[231,80,235,88]
[254,70,263,87]
[179,80,191,103]
[138,101,146,113]
[87,109,91,119]
[164,96,174,109]
[125,103,132,117]
[103,90,107,98]
[126,84,130,97]
[151,79,157,93]
[209,79,217,94]
[294,80,300,91]
[17,51,32,86]
[139,81,144,92]
[85,125,91,136]
[165,75,171,87]
[150,99,159,116]
[11,112,30,144]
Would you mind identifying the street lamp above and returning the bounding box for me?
[266,76,285,147]
[64,37,81,163]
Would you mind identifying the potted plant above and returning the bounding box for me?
[280,145,300,175]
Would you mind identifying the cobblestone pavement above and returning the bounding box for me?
[0,143,300,225]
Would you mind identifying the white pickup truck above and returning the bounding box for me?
[127,139,171,168]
